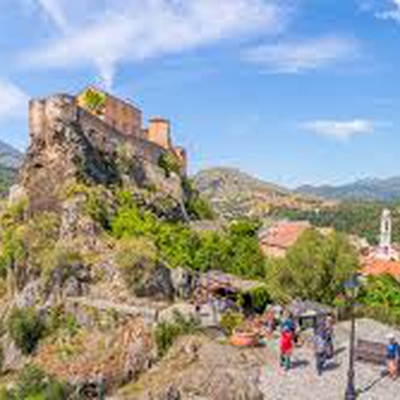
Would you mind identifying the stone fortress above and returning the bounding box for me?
[23,86,187,213]
[29,86,187,171]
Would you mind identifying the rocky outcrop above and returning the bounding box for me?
[58,194,107,253]
[119,335,264,400]
[34,318,154,393]
[130,263,175,302]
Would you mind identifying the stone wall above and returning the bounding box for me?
[29,94,170,166]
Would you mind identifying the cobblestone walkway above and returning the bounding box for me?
[259,319,400,400]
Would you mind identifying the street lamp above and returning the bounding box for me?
[344,275,361,400]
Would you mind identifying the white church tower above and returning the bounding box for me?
[380,209,392,250]
[376,209,398,261]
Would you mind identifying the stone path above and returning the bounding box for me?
[259,319,400,400]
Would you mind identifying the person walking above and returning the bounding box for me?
[264,307,276,336]
[280,327,294,371]
[324,315,335,360]
[281,310,296,334]
[314,330,327,376]
[386,334,399,380]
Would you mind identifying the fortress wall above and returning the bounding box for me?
[29,94,169,166]
[76,107,168,165]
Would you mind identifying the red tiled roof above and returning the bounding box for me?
[260,221,311,250]
[363,259,400,277]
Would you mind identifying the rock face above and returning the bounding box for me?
[58,194,106,253]
[130,263,175,302]
[34,318,154,392]
[120,335,264,400]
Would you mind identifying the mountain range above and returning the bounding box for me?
[296,177,400,202]
[193,167,324,220]
[194,168,400,221]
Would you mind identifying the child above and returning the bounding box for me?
[386,334,399,380]
[280,327,294,371]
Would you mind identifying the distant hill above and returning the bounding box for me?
[297,177,400,202]
[0,140,23,196]
[193,167,325,220]
[0,139,23,169]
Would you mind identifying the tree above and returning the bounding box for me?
[8,307,45,355]
[266,229,359,305]
[155,223,199,270]
[193,232,231,272]
[111,203,158,239]
[226,220,266,279]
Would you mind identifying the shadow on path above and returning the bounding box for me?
[291,359,310,369]
[334,346,346,357]
[357,372,387,397]
[324,361,341,372]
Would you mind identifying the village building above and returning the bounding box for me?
[258,221,311,258]
[362,209,400,278]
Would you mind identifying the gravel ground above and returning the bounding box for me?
[259,319,400,400]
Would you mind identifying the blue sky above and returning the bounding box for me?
[0,0,399,187]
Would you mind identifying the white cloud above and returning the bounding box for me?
[243,36,359,73]
[366,0,400,21]
[0,81,29,123]
[302,119,375,140]
[36,0,69,31]
[23,0,287,89]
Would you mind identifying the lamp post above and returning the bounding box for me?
[344,275,361,400]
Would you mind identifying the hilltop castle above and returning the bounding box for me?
[23,86,187,213]
[29,86,187,171]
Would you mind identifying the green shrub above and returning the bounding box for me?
[0,199,28,229]
[247,285,271,313]
[42,246,83,283]
[158,153,181,178]
[220,311,244,336]
[357,274,400,327]
[115,237,158,295]
[8,308,45,355]
[111,203,158,239]
[64,183,111,229]
[185,196,215,221]
[182,178,214,221]
[0,364,68,400]
[155,311,200,357]
[46,306,80,338]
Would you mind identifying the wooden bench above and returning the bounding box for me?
[355,339,387,365]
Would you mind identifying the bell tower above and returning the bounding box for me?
[380,209,392,251]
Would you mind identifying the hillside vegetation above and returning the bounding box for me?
[0,166,16,197]
[193,167,326,221]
